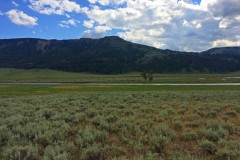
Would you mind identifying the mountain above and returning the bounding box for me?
[0,36,240,73]
[202,47,240,55]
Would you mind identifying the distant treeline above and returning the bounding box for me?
[0,36,239,74]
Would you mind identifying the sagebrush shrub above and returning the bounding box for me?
[182,131,197,141]
[3,144,40,160]
[216,139,240,160]
[149,135,169,153]
[198,139,216,154]
[81,144,106,160]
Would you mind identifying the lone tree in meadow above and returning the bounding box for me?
[148,72,153,82]
[141,72,153,82]
[141,72,148,81]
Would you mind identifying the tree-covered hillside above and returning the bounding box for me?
[0,36,239,73]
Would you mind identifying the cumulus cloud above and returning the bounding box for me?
[88,0,127,6]
[182,19,202,29]
[83,20,95,28]
[28,0,81,15]
[208,0,240,30]
[65,14,71,18]
[212,39,240,48]
[12,1,19,7]
[219,16,240,29]
[59,19,79,28]
[208,0,240,18]
[82,25,111,38]
[6,9,38,27]
[82,0,240,51]
[181,0,200,3]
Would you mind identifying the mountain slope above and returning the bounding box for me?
[0,37,240,73]
[202,47,240,55]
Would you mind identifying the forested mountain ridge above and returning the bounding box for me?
[0,36,239,73]
[201,47,240,55]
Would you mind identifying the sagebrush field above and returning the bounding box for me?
[0,91,239,160]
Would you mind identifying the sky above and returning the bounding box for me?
[0,0,239,52]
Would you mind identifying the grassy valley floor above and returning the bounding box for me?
[1,68,240,83]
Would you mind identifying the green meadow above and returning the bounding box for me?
[1,84,240,96]
[1,68,240,83]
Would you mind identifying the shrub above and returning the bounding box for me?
[198,140,216,154]
[149,135,169,153]
[91,116,111,131]
[172,154,199,160]
[222,122,235,134]
[77,127,108,148]
[156,125,176,140]
[186,120,201,128]
[33,121,71,145]
[3,144,40,160]
[206,120,220,130]
[43,141,74,160]
[225,110,237,117]
[202,129,219,142]
[144,152,159,160]
[202,128,228,142]
[173,120,182,130]
[0,126,10,145]
[105,145,126,158]
[233,106,240,113]
[73,112,86,123]
[133,141,145,153]
[42,110,53,120]
[182,131,197,141]
[105,114,117,123]
[85,108,98,118]
[111,153,159,160]
[5,114,28,129]
[81,144,106,160]
[206,110,218,118]
[216,140,240,160]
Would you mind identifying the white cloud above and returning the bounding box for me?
[81,0,240,51]
[118,30,165,48]
[95,25,111,32]
[0,11,3,16]
[59,19,79,28]
[83,20,95,28]
[212,39,240,48]
[219,16,240,29]
[183,19,202,29]
[65,14,71,18]
[12,1,19,7]
[88,0,110,6]
[82,25,111,38]
[88,0,127,6]
[6,9,38,27]
[208,0,240,18]
[207,0,240,34]
[29,0,81,15]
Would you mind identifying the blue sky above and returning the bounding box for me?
[0,0,239,51]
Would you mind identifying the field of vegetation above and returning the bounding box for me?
[1,68,240,83]
[1,68,240,159]
[0,90,240,160]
